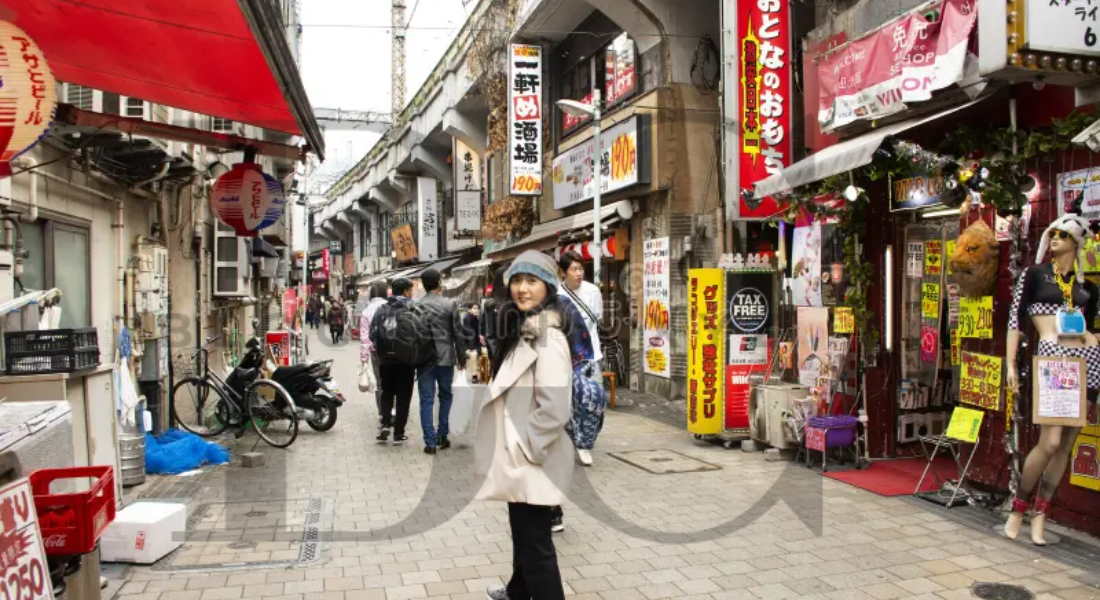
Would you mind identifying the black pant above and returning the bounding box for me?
[506,503,565,600]
[379,363,415,437]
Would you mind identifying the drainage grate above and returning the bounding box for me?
[971,582,1035,600]
[609,449,721,474]
[151,497,329,572]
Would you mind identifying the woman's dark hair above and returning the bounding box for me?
[558,251,584,273]
[489,291,573,380]
[369,280,389,300]
[491,266,508,302]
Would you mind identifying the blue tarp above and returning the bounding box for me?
[144,429,230,474]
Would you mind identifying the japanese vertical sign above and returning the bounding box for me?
[643,238,671,378]
[509,44,543,195]
[688,269,725,434]
[605,33,637,105]
[0,478,54,600]
[453,138,482,233]
[737,0,791,219]
[417,177,439,262]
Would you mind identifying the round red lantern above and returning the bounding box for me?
[0,23,56,177]
[210,162,286,237]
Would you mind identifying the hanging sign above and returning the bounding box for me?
[945,406,984,443]
[417,177,439,263]
[551,116,646,209]
[605,33,638,105]
[925,240,943,276]
[892,171,945,211]
[834,307,854,334]
[643,238,671,378]
[0,25,56,178]
[509,43,543,196]
[736,0,792,219]
[959,352,1002,410]
[907,241,925,279]
[921,283,941,319]
[958,296,993,339]
[210,163,286,237]
[0,477,54,600]
[1033,356,1088,427]
[390,223,418,263]
[1025,1,1100,57]
[282,289,297,328]
[817,0,978,130]
[688,269,725,435]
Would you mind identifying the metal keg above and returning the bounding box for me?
[118,432,146,487]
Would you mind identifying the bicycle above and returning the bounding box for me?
[170,335,301,448]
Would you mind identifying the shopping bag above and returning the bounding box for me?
[358,361,375,393]
[449,368,476,436]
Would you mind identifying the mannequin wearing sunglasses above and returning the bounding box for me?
[1005,214,1099,544]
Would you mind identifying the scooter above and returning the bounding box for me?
[242,337,345,431]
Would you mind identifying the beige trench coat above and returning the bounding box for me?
[474,310,574,506]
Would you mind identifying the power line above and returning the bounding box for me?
[407,0,422,26]
[300,23,706,38]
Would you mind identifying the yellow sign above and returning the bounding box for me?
[921,283,941,320]
[958,296,993,339]
[925,240,943,276]
[834,307,854,334]
[946,406,985,443]
[945,240,956,274]
[687,269,725,435]
[950,329,960,366]
[1005,386,1015,433]
[960,352,1002,410]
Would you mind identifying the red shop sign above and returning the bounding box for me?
[737,0,792,220]
[816,0,976,131]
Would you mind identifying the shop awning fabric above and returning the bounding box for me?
[753,100,980,199]
[4,0,325,158]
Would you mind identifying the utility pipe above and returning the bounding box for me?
[11,156,38,223]
[116,198,126,327]
[131,162,170,193]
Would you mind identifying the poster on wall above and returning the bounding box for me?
[688,270,725,434]
[790,221,822,306]
[1033,356,1088,427]
[906,241,924,279]
[735,0,792,219]
[551,116,647,209]
[509,43,543,196]
[797,307,828,387]
[924,240,943,276]
[959,351,1002,410]
[643,238,671,378]
[921,283,941,319]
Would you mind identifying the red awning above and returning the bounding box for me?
[0,0,324,157]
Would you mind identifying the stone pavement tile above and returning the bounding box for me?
[948,554,993,570]
[257,595,303,600]
[1010,577,1057,593]
[161,591,203,600]
[364,574,405,589]
[635,582,684,599]
[713,560,753,576]
[423,581,467,596]
[886,565,932,580]
[199,588,243,600]
[119,582,149,595]
[784,578,837,596]
[438,567,480,582]
[823,590,876,600]
[894,578,945,595]
[383,584,427,600]
[642,569,684,585]
[285,579,324,594]
[243,583,285,597]
[747,569,789,586]
[1052,588,1100,600]
[673,578,722,595]
[746,583,797,600]
[382,562,422,575]
[401,571,442,585]
[343,592,386,600]
[928,572,976,590]
[916,560,964,575]
[1040,572,1092,590]
[266,571,306,584]
[116,593,159,600]
[597,589,648,600]
[571,577,614,593]
[860,582,908,600]
[186,576,229,590]
[934,590,977,600]
[577,563,618,578]
[820,573,869,591]
[605,573,649,590]
[679,565,722,579]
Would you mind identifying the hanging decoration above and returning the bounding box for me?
[210,162,286,237]
[0,23,57,177]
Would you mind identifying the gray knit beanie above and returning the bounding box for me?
[505,250,560,294]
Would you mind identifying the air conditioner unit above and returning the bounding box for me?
[212,221,250,297]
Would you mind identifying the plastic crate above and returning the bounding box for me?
[5,327,100,374]
[30,466,116,556]
[806,415,860,451]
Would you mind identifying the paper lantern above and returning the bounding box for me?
[210,163,286,237]
[0,23,56,177]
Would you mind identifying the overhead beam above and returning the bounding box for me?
[411,146,453,189]
[443,108,487,154]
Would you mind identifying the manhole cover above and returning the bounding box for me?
[971,582,1035,600]
[610,449,721,474]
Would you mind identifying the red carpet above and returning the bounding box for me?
[824,457,957,496]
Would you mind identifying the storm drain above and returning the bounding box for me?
[609,449,721,474]
[151,497,329,572]
[971,582,1035,600]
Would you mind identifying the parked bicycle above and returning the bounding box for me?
[170,335,300,448]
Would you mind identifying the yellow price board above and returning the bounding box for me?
[959,351,1003,410]
[958,296,993,339]
[921,283,941,319]
[834,307,854,334]
[946,406,985,443]
[945,240,956,274]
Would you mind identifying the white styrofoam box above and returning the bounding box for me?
[100,502,186,564]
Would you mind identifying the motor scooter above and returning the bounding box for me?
[242,337,345,431]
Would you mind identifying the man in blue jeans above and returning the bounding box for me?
[415,268,466,454]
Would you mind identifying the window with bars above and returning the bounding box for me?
[212,117,235,133]
[65,84,94,110]
[124,97,146,119]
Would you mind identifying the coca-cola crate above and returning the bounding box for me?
[30,466,116,556]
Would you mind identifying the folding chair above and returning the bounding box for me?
[915,407,982,507]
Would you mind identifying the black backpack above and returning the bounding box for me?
[374,301,437,366]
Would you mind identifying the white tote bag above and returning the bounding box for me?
[358,360,376,393]
[449,368,476,436]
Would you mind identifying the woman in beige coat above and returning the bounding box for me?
[476,250,574,600]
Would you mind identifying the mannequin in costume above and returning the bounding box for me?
[1005,212,1100,545]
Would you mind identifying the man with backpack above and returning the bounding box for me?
[369,278,419,445]
[416,269,466,455]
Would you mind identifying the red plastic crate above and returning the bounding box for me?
[30,466,116,556]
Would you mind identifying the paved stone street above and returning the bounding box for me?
[113,329,1100,600]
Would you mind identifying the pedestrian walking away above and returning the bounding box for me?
[476,250,574,600]
[361,280,389,424]
[369,278,418,445]
[557,250,607,467]
[328,298,345,344]
[416,268,466,454]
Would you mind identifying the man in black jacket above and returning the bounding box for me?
[368,278,417,445]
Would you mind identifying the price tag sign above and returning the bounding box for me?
[945,240,956,274]
[921,283,940,320]
[958,296,993,339]
[834,307,854,334]
[925,240,943,276]
[946,406,984,444]
[0,478,53,600]
[960,351,1003,410]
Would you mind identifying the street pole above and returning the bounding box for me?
[591,89,602,288]
[300,200,309,360]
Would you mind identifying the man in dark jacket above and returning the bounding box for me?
[416,269,466,454]
[369,278,417,445]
